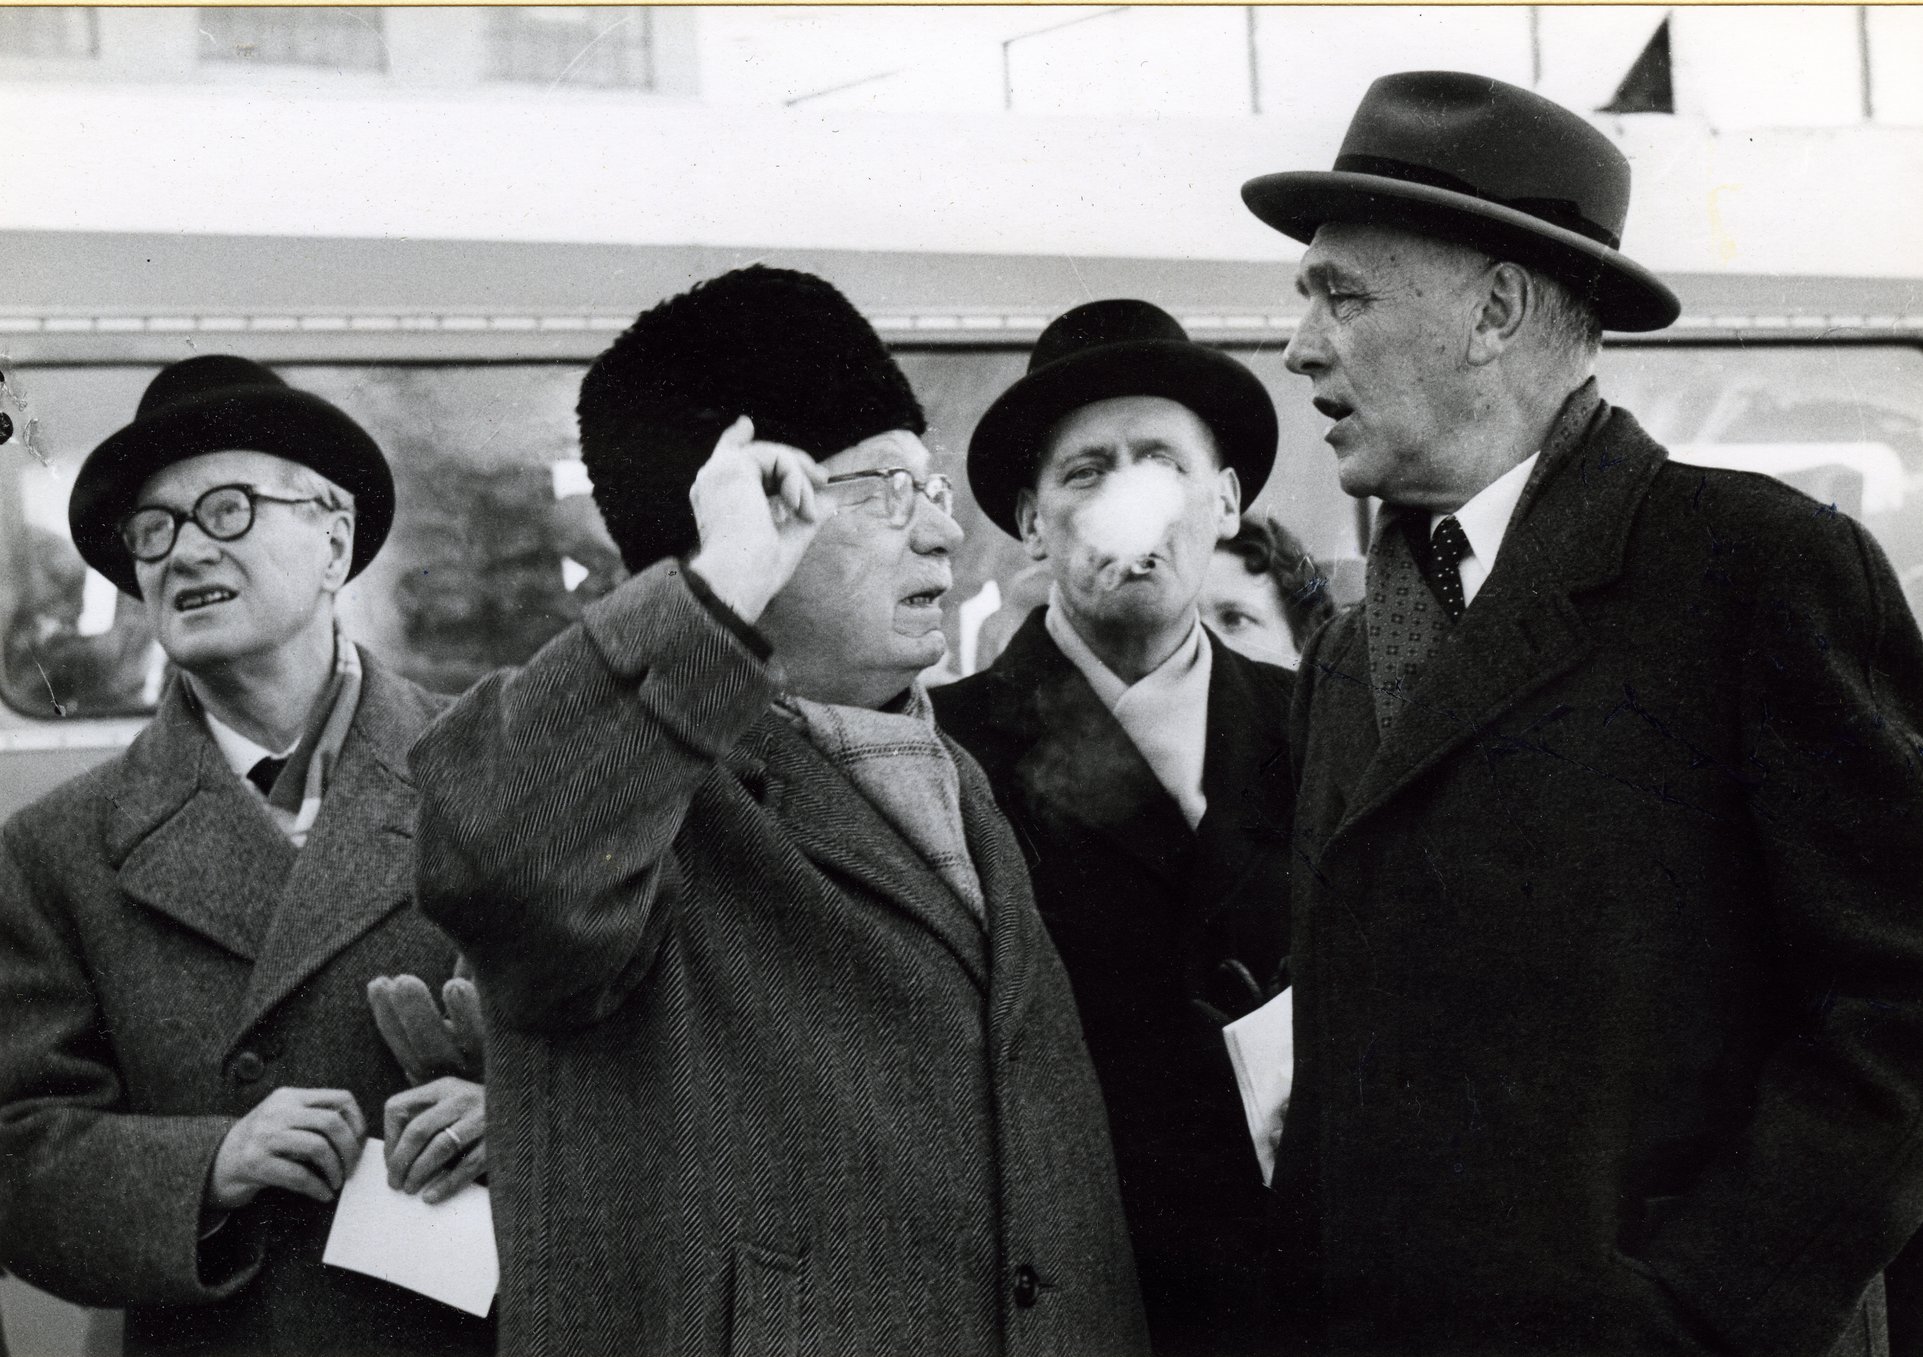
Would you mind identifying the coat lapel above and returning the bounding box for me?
[229,661,425,1048]
[955,740,1045,1054]
[1337,402,1670,838]
[1185,634,1288,927]
[994,613,1195,889]
[731,713,988,988]
[109,678,295,960]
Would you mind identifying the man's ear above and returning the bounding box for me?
[1467,261,1529,367]
[1015,488,1049,563]
[320,510,355,592]
[1214,466,1243,543]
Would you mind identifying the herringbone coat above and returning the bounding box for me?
[0,653,490,1357]
[1285,396,1923,1356]
[412,561,1149,1357]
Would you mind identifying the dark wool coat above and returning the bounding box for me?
[411,561,1149,1357]
[0,654,490,1357]
[933,613,1294,1357]
[1285,396,1923,1357]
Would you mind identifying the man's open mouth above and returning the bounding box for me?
[174,586,237,613]
[900,587,946,608]
[1312,396,1355,423]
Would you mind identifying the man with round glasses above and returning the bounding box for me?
[0,355,491,1357]
[411,266,1147,1356]
[934,300,1298,1357]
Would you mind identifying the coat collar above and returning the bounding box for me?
[727,711,988,989]
[989,608,1196,890]
[1335,395,1670,838]
[100,652,436,1044]
[1188,632,1291,925]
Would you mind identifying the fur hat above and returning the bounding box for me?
[578,265,927,574]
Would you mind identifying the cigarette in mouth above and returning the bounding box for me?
[1122,557,1156,578]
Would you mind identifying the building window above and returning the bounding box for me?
[0,8,98,60]
[198,7,387,72]
[487,7,654,90]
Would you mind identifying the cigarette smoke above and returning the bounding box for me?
[1072,462,1184,574]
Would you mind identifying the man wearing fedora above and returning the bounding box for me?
[1242,70,1923,1354]
[933,300,1296,1357]
[410,267,1148,1357]
[0,356,492,1357]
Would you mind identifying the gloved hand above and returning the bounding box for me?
[367,972,485,1083]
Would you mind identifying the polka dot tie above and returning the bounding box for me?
[1428,515,1471,622]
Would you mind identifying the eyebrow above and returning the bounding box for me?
[1295,260,1368,298]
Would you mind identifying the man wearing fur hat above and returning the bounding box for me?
[1243,71,1923,1354]
[411,266,1148,1357]
[0,357,492,1356]
[933,300,1296,1357]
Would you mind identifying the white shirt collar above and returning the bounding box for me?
[197,698,298,789]
[1043,586,1213,830]
[1429,451,1539,608]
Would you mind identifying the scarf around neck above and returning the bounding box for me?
[777,683,986,924]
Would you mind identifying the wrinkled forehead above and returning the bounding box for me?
[137,449,308,505]
[820,429,932,477]
[1041,395,1218,468]
[1298,220,1485,290]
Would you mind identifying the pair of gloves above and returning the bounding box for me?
[368,972,485,1083]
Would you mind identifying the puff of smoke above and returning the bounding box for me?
[1070,461,1185,584]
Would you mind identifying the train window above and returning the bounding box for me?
[487,7,656,90]
[0,7,97,60]
[1598,343,1923,621]
[197,7,387,72]
[2,341,1911,721]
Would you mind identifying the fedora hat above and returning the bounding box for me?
[1241,71,1680,332]
[968,300,1277,538]
[71,354,394,597]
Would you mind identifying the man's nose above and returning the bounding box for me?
[910,494,964,554]
[1283,310,1327,376]
[168,519,224,565]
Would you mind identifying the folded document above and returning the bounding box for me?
[1222,988,1294,1187]
[323,1138,498,1317]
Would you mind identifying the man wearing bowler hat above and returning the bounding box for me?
[0,357,491,1356]
[934,301,1297,1357]
[1243,71,1923,1354]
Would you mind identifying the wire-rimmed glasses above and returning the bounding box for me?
[821,468,955,528]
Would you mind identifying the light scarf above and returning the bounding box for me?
[777,684,985,924]
[190,629,364,848]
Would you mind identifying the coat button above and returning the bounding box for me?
[232,1051,266,1083]
[1012,1264,1040,1308]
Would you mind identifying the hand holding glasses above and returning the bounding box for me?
[119,484,330,562]
[821,468,955,528]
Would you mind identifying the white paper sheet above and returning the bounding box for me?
[1222,988,1294,1186]
[322,1138,498,1317]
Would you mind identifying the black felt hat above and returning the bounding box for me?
[578,264,927,573]
[967,299,1277,538]
[1241,70,1680,332]
[71,355,394,597]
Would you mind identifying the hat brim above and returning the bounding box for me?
[1241,170,1680,333]
[968,340,1279,539]
[70,386,395,597]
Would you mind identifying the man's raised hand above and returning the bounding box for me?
[687,416,833,623]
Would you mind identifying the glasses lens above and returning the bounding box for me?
[198,487,255,541]
[885,469,918,527]
[924,475,955,518]
[123,509,175,561]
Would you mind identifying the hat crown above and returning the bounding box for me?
[1336,70,1631,247]
[136,354,288,419]
[1028,300,1191,374]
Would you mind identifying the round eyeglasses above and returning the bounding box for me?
[119,484,329,563]
[821,468,955,528]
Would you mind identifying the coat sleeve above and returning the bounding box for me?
[1641,514,1923,1355]
[0,824,258,1309]
[410,558,778,1034]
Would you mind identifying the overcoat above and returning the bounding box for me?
[0,653,489,1357]
[934,611,1294,1356]
[1285,395,1923,1356]
[411,561,1149,1357]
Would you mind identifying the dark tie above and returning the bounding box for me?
[1428,516,1472,622]
[247,756,287,799]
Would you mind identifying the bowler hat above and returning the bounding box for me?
[968,300,1277,538]
[71,355,394,597]
[578,265,926,574]
[1241,71,1679,332]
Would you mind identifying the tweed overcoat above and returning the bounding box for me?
[1284,395,1923,1356]
[0,653,490,1357]
[933,612,1294,1356]
[411,560,1149,1357]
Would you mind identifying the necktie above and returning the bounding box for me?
[1428,516,1471,622]
[247,756,287,799]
